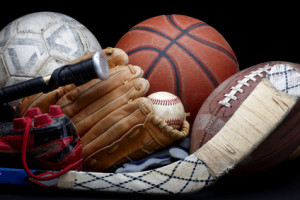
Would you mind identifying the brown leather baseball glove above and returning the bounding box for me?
[20,47,189,172]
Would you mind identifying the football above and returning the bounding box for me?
[190,61,300,175]
[0,11,101,90]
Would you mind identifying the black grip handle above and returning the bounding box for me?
[45,51,109,92]
[0,51,109,105]
[45,58,96,92]
[0,77,47,105]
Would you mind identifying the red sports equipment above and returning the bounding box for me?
[115,14,239,125]
[0,105,82,180]
[190,61,300,175]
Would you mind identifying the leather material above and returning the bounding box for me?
[58,65,148,137]
[19,48,189,172]
[190,61,300,175]
[20,47,129,116]
[82,97,189,172]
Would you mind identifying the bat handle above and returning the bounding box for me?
[0,77,47,105]
[45,51,109,92]
[0,51,109,104]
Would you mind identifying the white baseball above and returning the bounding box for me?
[147,91,186,129]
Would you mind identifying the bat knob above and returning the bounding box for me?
[92,51,109,80]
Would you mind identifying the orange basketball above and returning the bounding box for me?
[115,15,239,125]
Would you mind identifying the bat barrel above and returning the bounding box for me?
[92,51,110,80]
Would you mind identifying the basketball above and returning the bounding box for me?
[115,15,239,125]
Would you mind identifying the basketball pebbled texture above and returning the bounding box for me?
[190,61,300,175]
[115,15,239,125]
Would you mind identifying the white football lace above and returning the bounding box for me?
[218,64,272,107]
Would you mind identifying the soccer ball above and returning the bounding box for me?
[0,11,101,89]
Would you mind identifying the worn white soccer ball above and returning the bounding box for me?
[0,11,101,89]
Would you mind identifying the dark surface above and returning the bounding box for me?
[1,158,300,200]
[1,1,300,199]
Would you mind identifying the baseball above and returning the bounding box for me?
[147,91,186,129]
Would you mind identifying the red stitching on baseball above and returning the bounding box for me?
[148,97,181,106]
[165,118,184,127]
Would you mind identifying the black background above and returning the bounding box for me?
[1,1,300,199]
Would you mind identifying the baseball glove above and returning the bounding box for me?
[20,47,190,172]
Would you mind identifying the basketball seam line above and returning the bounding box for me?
[166,15,238,65]
[127,15,236,89]
[128,23,219,92]
[186,33,238,65]
[166,15,219,87]
[129,46,182,97]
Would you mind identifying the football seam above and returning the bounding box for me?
[218,64,272,108]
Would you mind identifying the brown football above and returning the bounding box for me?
[190,61,300,175]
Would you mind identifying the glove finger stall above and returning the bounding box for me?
[74,77,150,137]
[20,84,75,116]
[19,47,129,116]
[57,65,144,118]
[82,97,153,171]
